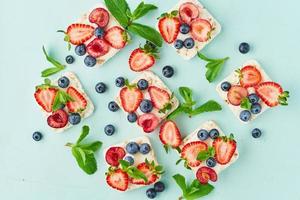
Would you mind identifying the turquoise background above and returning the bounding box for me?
[1,0,300,199]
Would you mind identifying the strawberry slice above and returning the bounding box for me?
[159,120,182,149]
[227,85,248,106]
[34,87,57,113]
[181,141,208,167]
[196,167,218,184]
[106,168,129,191]
[120,86,143,113]
[66,87,87,113]
[190,19,212,42]
[239,65,262,87]
[67,23,94,45]
[89,8,110,27]
[179,2,200,24]
[137,113,160,133]
[255,82,289,107]
[47,109,68,128]
[158,13,180,44]
[130,162,159,185]
[87,38,110,58]
[213,134,237,165]
[105,147,126,167]
[104,26,127,49]
[148,86,170,109]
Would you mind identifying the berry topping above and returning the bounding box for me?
[146,188,157,199]
[183,37,195,49]
[67,23,94,45]
[190,19,212,42]
[108,101,119,112]
[240,110,251,121]
[196,166,217,184]
[158,13,180,44]
[75,44,86,56]
[66,86,87,113]
[120,85,143,113]
[238,65,262,88]
[221,81,231,91]
[197,129,209,141]
[34,87,57,113]
[137,79,149,90]
[239,42,250,54]
[209,129,219,139]
[179,23,190,34]
[159,120,182,150]
[58,76,70,88]
[86,38,110,58]
[174,39,184,49]
[181,141,208,167]
[94,27,105,38]
[68,113,81,125]
[162,65,174,78]
[130,161,161,185]
[125,142,139,154]
[154,181,165,192]
[248,94,259,104]
[106,168,129,191]
[252,128,262,138]
[95,82,106,93]
[139,143,151,154]
[124,156,134,165]
[32,131,43,141]
[89,8,110,27]
[127,112,137,123]
[148,86,170,110]
[65,55,75,64]
[213,134,237,165]
[227,85,248,106]
[47,109,68,128]
[84,55,97,67]
[179,2,199,24]
[104,124,115,136]
[105,147,126,166]
[140,99,153,113]
[137,113,160,133]
[104,26,127,49]
[250,103,262,114]
[115,77,125,87]
[206,157,217,168]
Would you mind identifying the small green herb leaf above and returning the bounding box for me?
[104,0,130,28]
[52,90,74,112]
[80,141,102,152]
[189,100,222,116]
[240,97,251,110]
[197,147,215,161]
[132,2,157,20]
[119,160,148,182]
[76,126,90,144]
[41,67,63,77]
[41,46,65,77]
[173,174,187,195]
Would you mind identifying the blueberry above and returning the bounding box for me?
[197,129,209,141]
[108,101,119,112]
[154,181,165,192]
[239,42,250,54]
[137,79,149,90]
[58,76,70,88]
[75,44,86,56]
[140,99,153,113]
[127,112,137,123]
[126,142,139,154]
[95,82,106,93]
[221,81,231,91]
[251,103,262,114]
[104,124,115,136]
[146,188,157,199]
[140,143,151,154]
[248,93,259,104]
[206,157,217,167]
[174,39,184,49]
[68,113,81,125]
[183,38,195,49]
[65,55,75,64]
[124,156,134,165]
[179,23,190,34]
[84,55,96,67]
[162,65,174,78]
[115,77,125,87]
[209,129,219,139]
[94,27,105,38]
[252,128,262,138]
[32,131,42,141]
[240,110,251,122]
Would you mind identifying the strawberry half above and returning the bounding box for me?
[159,120,182,150]
[34,87,57,113]
[104,26,127,49]
[196,167,218,184]
[148,86,170,109]
[66,87,87,113]
[105,147,126,167]
[67,23,94,45]
[181,141,208,168]
[47,109,68,128]
[137,113,160,133]
[106,168,129,191]
[190,19,212,42]
[120,85,143,113]
[238,65,262,88]
[213,134,237,165]
[89,8,110,28]
[255,82,289,107]
[87,38,110,58]
[179,2,200,24]
[158,12,180,44]
[227,85,248,106]
[130,162,160,185]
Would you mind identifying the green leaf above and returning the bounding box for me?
[186,183,214,199]
[42,46,65,69]
[76,126,90,145]
[189,100,222,116]
[104,0,130,28]
[127,167,148,182]
[240,97,251,110]
[127,22,163,47]
[132,2,157,20]
[179,87,193,104]
[41,67,63,77]
[173,174,187,195]
[167,105,185,120]
[52,90,74,112]
[197,147,215,161]
[71,147,97,175]
[80,141,102,152]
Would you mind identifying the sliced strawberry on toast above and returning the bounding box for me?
[159,120,182,152]
[67,23,94,45]
[106,168,129,191]
[34,87,57,113]
[47,109,68,128]
[179,2,200,24]
[180,141,208,168]
[190,19,212,42]
[213,134,237,165]
[89,8,110,28]
[158,12,180,44]
[105,147,126,167]
[104,26,127,49]
[87,38,110,58]
[227,85,248,106]
[66,86,87,113]
[137,113,160,133]
[130,161,163,185]
[120,82,143,112]
[238,65,262,88]
[196,166,218,184]
[148,86,170,110]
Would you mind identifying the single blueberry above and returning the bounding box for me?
[174,39,184,49]
[154,181,165,192]
[162,65,174,78]
[126,142,140,154]
[108,101,119,112]
[139,143,151,154]
[239,42,250,54]
[65,55,75,64]
[221,81,231,91]
[197,129,209,141]
[206,157,217,167]
[240,110,251,122]
[115,77,125,87]
[183,38,195,49]
[137,79,149,90]
[251,103,262,114]
[140,99,153,113]
[248,93,260,104]
[68,113,81,125]
[75,44,86,56]
[252,128,262,138]
[209,129,220,139]
[95,82,107,93]
[32,131,43,141]
[58,76,70,88]
[124,156,134,165]
[84,55,96,67]
[179,23,190,34]
[104,124,115,136]
[94,27,105,38]
[127,112,137,123]
[146,188,157,199]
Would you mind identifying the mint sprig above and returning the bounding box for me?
[41,46,66,77]
[197,147,215,161]
[119,160,148,182]
[130,2,157,21]
[52,90,74,111]
[240,97,251,110]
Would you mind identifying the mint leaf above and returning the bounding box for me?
[173,174,187,195]
[42,46,65,69]
[52,90,74,112]
[132,2,157,20]
[197,147,215,161]
[240,97,251,110]
[41,46,65,77]
[104,0,130,28]
[80,141,102,152]
[190,100,222,116]
[41,67,63,77]
[179,87,194,105]
[167,104,185,120]
[119,160,148,182]
[76,126,90,144]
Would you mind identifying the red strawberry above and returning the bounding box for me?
[158,13,180,44]
[104,26,127,49]
[89,8,110,27]
[213,134,237,165]
[148,86,170,109]
[67,23,94,45]
[66,87,87,113]
[255,82,289,107]
[106,168,129,191]
[227,85,248,106]
[179,2,199,24]
[47,109,68,128]
[239,65,262,87]
[190,19,212,42]
[137,113,160,133]
[120,87,143,112]
[34,87,57,113]
[181,141,208,167]
[105,147,126,167]
[196,167,218,184]
[87,38,110,58]
[130,162,159,185]
[159,120,182,149]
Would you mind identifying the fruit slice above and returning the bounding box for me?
[120,86,143,112]
[105,147,126,166]
[86,38,110,58]
[227,85,248,106]
[129,49,155,72]
[130,162,159,185]
[196,167,218,184]
[159,120,182,149]
[213,134,237,165]
[239,66,262,87]
[148,86,170,109]
[34,87,57,113]
[66,87,87,113]
[104,26,127,49]
[47,109,68,128]
[89,8,110,27]
[67,23,94,45]
[179,2,199,24]
[137,113,160,133]
[181,141,208,167]
[106,168,129,191]
[158,14,180,44]
[190,19,212,42]
[255,82,289,107]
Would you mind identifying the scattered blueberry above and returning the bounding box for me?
[65,55,75,64]
[240,110,251,122]
[94,27,105,38]
[126,142,140,154]
[95,82,106,93]
[68,113,81,125]
[197,129,209,141]
[84,55,96,67]
[104,124,115,136]
[209,129,219,139]
[108,101,119,112]
[140,99,153,113]
[124,156,134,165]
[206,157,217,167]
[75,44,86,56]
[154,181,165,192]
[127,112,138,123]
[179,23,190,34]
[251,103,262,114]
[252,128,262,138]
[115,77,125,87]
[183,38,195,49]
[239,42,250,54]
[137,79,149,90]
[162,65,174,78]
[146,188,157,199]
[174,39,184,49]
[139,143,151,154]
[58,76,70,88]
[221,81,231,91]
[32,131,42,141]
[248,93,259,104]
